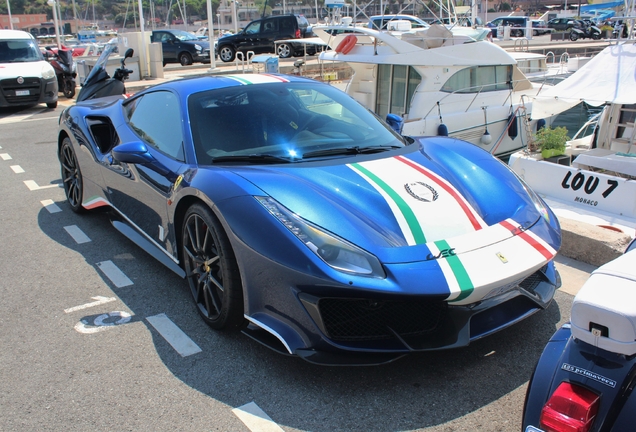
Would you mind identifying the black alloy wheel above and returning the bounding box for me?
[181,204,244,330]
[60,137,84,213]
[179,52,193,66]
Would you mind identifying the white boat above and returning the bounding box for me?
[508,43,636,235]
[313,23,549,157]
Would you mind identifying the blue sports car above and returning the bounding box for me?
[58,74,561,365]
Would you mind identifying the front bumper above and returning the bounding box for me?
[0,76,58,108]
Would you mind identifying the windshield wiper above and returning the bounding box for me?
[302,145,402,159]
[211,154,296,164]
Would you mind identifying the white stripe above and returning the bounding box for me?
[427,243,462,300]
[65,296,117,313]
[353,158,485,243]
[1,153,12,160]
[96,260,134,288]
[232,402,284,432]
[146,313,202,357]
[41,199,62,213]
[64,225,92,244]
[25,180,62,191]
[0,112,39,125]
[10,165,24,173]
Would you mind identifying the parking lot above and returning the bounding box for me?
[0,103,595,431]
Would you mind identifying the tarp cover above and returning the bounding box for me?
[532,43,636,119]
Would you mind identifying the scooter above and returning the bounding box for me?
[46,46,77,99]
[569,21,602,40]
[76,40,134,102]
[522,239,636,432]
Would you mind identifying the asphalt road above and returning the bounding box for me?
[0,103,596,432]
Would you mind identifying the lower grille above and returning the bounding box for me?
[319,298,446,342]
[1,77,42,104]
[519,267,545,294]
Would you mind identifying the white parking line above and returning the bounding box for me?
[41,199,62,213]
[1,153,12,160]
[64,296,117,313]
[232,402,284,432]
[64,225,91,244]
[146,313,202,357]
[10,165,24,173]
[24,180,62,191]
[96,260,134,288]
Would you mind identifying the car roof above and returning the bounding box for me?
[0,29,35,40]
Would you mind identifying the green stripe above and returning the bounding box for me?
[351,163,426,244]
[230,76,252,85]
[436,239,474,301]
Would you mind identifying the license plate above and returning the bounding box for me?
[15,90,29,96]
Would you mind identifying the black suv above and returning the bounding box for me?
[151,29,211,66]
[217,14,313,62]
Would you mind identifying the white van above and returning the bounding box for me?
[0,30,58,109]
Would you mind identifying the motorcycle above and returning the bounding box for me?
[76,39,134,102]
[46,46,77,99]
[569,20,602,41]
[522,239,636,432]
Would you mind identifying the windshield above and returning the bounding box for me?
[82,38,118,87]
[171,30,199,41]
[188,81,406,164]
[0,39,43,63]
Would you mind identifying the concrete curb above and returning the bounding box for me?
[559,218,632,267]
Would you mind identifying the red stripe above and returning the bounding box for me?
[261,74,288,82]
[395,155,484,231]
[500,220,554,260]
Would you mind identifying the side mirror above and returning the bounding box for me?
[385,113,404,134]
[125,48,134,59]
[112,141,178,181]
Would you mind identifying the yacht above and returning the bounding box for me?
[313,22,550,158]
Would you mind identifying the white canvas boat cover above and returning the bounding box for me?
[532,43,636,119]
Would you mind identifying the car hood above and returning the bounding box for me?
[227,139,546,264]
[0,60,52,78]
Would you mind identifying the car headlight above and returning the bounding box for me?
[194,44,202,52]
[255,196,385,278]
[41,63,56,79]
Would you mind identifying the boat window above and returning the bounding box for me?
[375,64,422,119]
[616,104,636,140]
[440,65,511,94]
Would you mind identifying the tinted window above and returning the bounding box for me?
[441,65,512,93]
[245,21,261,35]
[125,91,184,161]
[263,18,279,32]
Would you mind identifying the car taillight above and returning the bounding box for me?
[539,382,600,432]
[295,29,301,38]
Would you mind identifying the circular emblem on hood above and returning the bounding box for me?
[17,76,24,84]
[405,182,438,202]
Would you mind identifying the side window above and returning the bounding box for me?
[375,64,422,118]
[441,65,511,94]
[125,91,184,161]
[280,17,294,32]
[245,21,261,35]
[263,19,278,32]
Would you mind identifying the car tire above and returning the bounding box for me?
[181,204,244,330]
[179,52,193,66]
[46,101,58,109]
[277,43,293,58]
[219,45,236,62]
[59,137,85,213]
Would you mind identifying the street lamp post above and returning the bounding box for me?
[47,0,62,49]
[206,0,217,71]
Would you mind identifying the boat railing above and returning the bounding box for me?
[513,38,530,52]
[489,102,529,155]
[545,51,555,66]
[408,77,532,123]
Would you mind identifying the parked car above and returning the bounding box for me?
[523,240,636,432]
[0,29,58,108]
[546,17,577,31]
[368,15,430,30]
[150,29,211,66]
[486,16,531,37]
[217,14,313,62]
[56,73,561,365]
[531,19,551,35]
